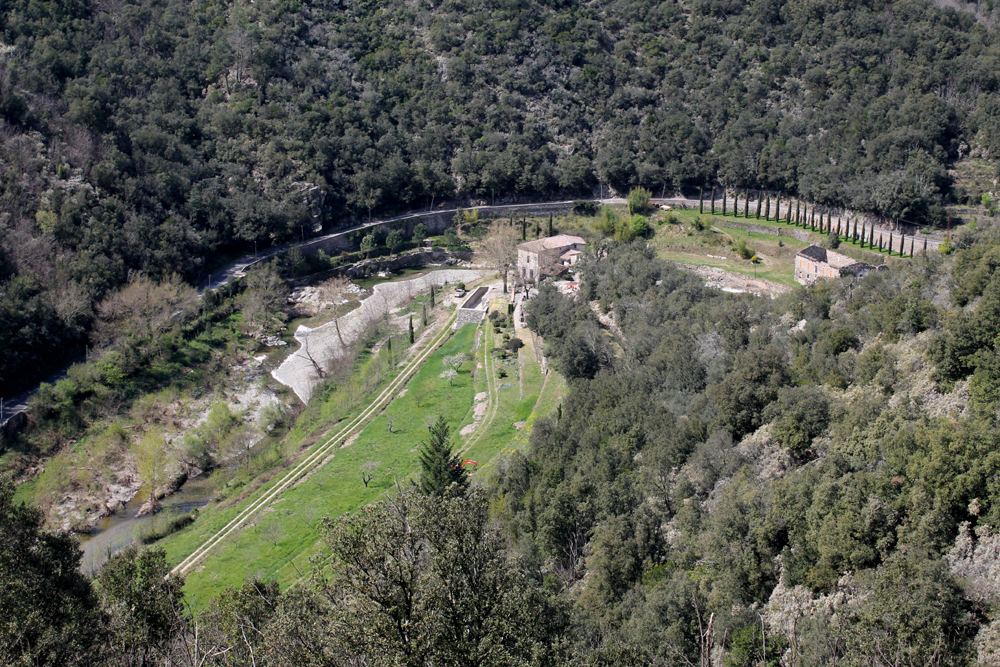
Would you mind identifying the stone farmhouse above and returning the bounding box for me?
[794,244,883,285]
[517,234,586,284]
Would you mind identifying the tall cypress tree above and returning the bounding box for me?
[418,416,468,496]
[408,315,415,344]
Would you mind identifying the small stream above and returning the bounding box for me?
[77,270,483,575]
[78,475,216,574]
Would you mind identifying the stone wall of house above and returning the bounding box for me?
[794,255,842,284]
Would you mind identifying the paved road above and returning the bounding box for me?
[1,193,941,427]
[0,197,614,426]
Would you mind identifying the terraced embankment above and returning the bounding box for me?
[169,307,461,581]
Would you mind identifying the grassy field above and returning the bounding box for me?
[507,205,902,288]
[649,208,897,286]
[160,325,477,607]
[459,302,547,472]
[160,303,562,610]
[473,322,566,478]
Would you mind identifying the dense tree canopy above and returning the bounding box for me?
[504,236,1000,663]
[3,0,1000,391]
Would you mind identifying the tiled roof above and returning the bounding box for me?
[519,234,586,253]
[797,244,828,262]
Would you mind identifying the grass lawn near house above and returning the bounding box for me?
[459,304,553,473]
[163,324,479,609]
[649,207,896,286]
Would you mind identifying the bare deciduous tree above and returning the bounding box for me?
[93,273,198,353]
[317,275,352,349]
[475,220,520,293]
[298,335,326,380]
[361,460,379,487]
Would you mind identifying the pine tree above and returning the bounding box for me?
[418,416,468,496]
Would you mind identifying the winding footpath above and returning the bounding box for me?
[461,316,500,453]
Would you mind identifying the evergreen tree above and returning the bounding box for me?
[0,481,106,665]
[409,315,415,344]
[418,417,468,496]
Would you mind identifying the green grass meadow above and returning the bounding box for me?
[160,309,563,610]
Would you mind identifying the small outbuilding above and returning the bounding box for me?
[794,245,884,285]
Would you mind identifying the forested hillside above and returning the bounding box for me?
[2,0,1000,392]
[505,235,1000,663]
[5,225,1000,666]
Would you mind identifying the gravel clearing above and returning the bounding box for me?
[273,269,486,403]
[681,263,791,297]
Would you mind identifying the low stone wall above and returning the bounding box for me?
[456,286,490,327]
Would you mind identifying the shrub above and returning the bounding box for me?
[626,186,652,215]
[734,238,754,260]
[764,386,830,461]
[139,510,198,544]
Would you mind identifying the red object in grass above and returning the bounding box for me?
[462,459,478,468]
